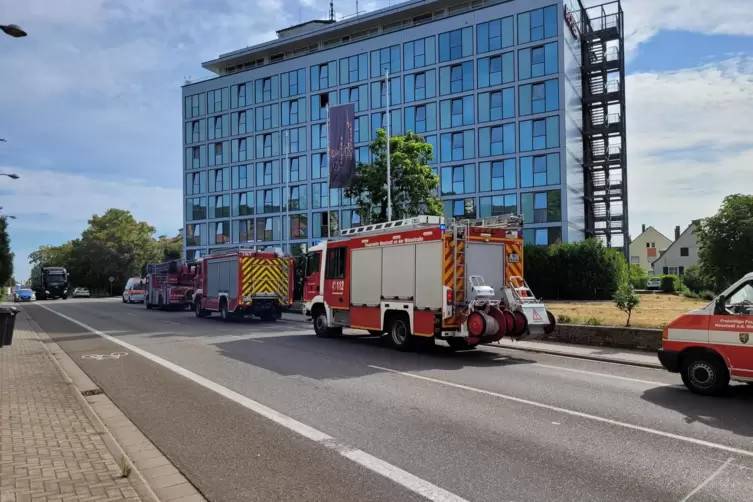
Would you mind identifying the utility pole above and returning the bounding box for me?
[385,69,392,222]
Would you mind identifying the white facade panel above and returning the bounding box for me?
[414,242,443,309]
[382,245,416,300]
[351,247,383,306]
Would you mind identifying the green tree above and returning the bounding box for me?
[696,194,753,290]
[0,217,13,288]
[614,282,640,327]
[344,129,443,223]
[681,264,715,294]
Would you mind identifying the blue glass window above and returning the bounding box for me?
[518,5,558,44]
[371,78,401,108]
[404,103,437,133]
[439,27,473,63]
[231,165,250,189]
[281,69,306,98]
[255,160,280,187]
[477,16,514,54]
[255,104,280,131]
[231,137,251,163]
[312,153,328,179]
[404,70,436,102]
[311,61,337,91]
[255,76,279,103]
[443,198,476,219]
[339,54,369,84]
[208,141,229,167]
[354,115,370,143]
[518,42,558,80]
[519,116,559,152]
[425,135,438,165]
[478,124,516,157]
[311,124,327,150]
[480,194,517,217]
[479,159,516,191]
[519,79,559,116]
[439,61,474,96]
[440,95,474,128]
[521,190,561,224]
[207,89,229,114]
[283,98,307,125]
[371,45,401,76]
[520,153,560,187]
[440,130,475,162]
[255,133,279,159]
[287,155,307,182]
[230,83,249,109]
[441,164,475,195]
[478,88,515,123]
[404,35,436,70]
[478,52,514,88]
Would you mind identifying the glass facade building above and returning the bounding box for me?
[182,0,627,259]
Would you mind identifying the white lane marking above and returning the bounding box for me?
[680,457,734,502]
[532,363,671,387]
[369,365,753,459]
[127,313,137,317]
[163,321,181,325]
[36,304,467,502]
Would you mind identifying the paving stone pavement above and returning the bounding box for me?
[0,315,142,502]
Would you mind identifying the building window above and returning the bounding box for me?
[444,198,476,219]
[440,130,474,162]
[231,137,250,163]
[404,35,436,70]
[285,127,306,154]
[312,182,329,209]
[440,95,474,128]
[231,165,250,189]
[480,159,516,191]
[680,247,689,257]
[231,111,247,135]
[477,16,514,54]
[518,42,559,80]
[255,104,279,131]
[185,93,205,119]
[311,153,328,180]
[311,124,327,151]
[232,191,254,217]
[404,70,436,103]
[186,197,207,221]
[185,223,205,247]
[631,256,640,264]
[209,167,230,193]
[521,153,560,187]
[210,221,230,245]
[207,88,229,114]
[255,76,278,103]
[186,172,206,195]
[371,45,400,76]
[519,79,559,116]
[479,124,516,157]
[209,141,228,166]
[186,146,207,169]
[340,85,369,112]
[478,52,515,88]
[311,61,337,91]
[404,103,436,133]
[521,190,561,224]
[287,184,308,211]
[478,88,515,123]
[518,6,558,44]
[209,194,230,219]
[255,133,279,159]
[255,188,281,214]
[441,164,475,196]
[520,116,559,152]
[283,98,307,126]
[439,27,472,63]
[523,227,562,246]
[255,216,281,242]
[255,161,280,187]
[439,61,474,96]
[340,54,368,84]
[230,83,248,109]
[480,194,517,217]
[281,68,306,98]
[312,211,339,239]
[341,209,361,229]
[371,78,401,108]
[232,219,254,244]
[290,214,308,239]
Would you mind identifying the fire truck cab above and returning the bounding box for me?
[658,272,753,395]
[144,260,196,310]
[303,215,555,351]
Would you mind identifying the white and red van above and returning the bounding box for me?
[658,272,753,395]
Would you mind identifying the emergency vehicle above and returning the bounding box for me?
[144,260,196,310]
[302,215,555,351]
[192,248,294,321]
[658,272,753,395]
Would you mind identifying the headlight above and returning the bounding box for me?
[64,289,68,293]
[45,290,50,294]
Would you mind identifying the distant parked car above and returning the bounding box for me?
[646,277,661,290]
[14,288,36,302]
[72,287,91,298]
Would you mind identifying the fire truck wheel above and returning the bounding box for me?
[220,301,233,322]
[388,315,414,351]
[313,308,340,337]
[680,351,730,396]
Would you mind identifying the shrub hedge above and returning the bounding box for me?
[523,238,627,301]
[660,274,679,293]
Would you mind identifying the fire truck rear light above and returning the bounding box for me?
[446,289,453,305]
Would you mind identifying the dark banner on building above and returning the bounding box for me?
[328,103,356,189]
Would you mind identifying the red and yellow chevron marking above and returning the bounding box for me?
[443,236,465,303]
[240,257,290,303]
[504,240,524,282]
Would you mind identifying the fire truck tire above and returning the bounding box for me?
[220,301,233,322]
[312,308,340,337]
[543,310,557,334]
[388,314,414,351]
[447,339,478,350]
[122,296,126,303]
[513,311,528,337]
[680,351,730,396]
[145,297,152,310]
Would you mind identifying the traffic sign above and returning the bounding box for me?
[108,276,114,282]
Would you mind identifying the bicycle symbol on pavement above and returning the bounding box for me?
[81,352,128,361]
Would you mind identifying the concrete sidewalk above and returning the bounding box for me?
[282,311,661,368]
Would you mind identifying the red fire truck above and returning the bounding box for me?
[302,215,555,351]
[144,260,196,310]
[192,248,294,322]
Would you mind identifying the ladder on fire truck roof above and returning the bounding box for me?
[338,215,445,238]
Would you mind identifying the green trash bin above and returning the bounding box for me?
[0,306,19,347]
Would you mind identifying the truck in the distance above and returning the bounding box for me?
[30,266,69,300]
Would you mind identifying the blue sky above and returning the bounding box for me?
[1,0,752,280]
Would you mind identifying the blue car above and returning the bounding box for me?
[14,288,36,302]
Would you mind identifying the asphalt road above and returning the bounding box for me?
[20,298,753,502]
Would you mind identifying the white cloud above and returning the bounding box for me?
[626,55,753,238]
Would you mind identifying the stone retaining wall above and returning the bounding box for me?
[542,324,663,352]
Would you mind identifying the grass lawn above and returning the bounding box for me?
[546,294,708,328]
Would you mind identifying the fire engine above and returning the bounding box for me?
[144,260,196,310]
[658,272,753,396]
[192,248,294,322]
[302,215,555,351]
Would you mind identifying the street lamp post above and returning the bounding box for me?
[0,24,27,38]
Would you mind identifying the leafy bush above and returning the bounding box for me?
[585,317,603,326]
[681,264,716,294]
[556,314,573,324]
[524,239,627,300]
[680,286,698,299]
[632,276,648,290]
[660,274,679,293]
[699,290,716,301]
[614,283,641,326]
